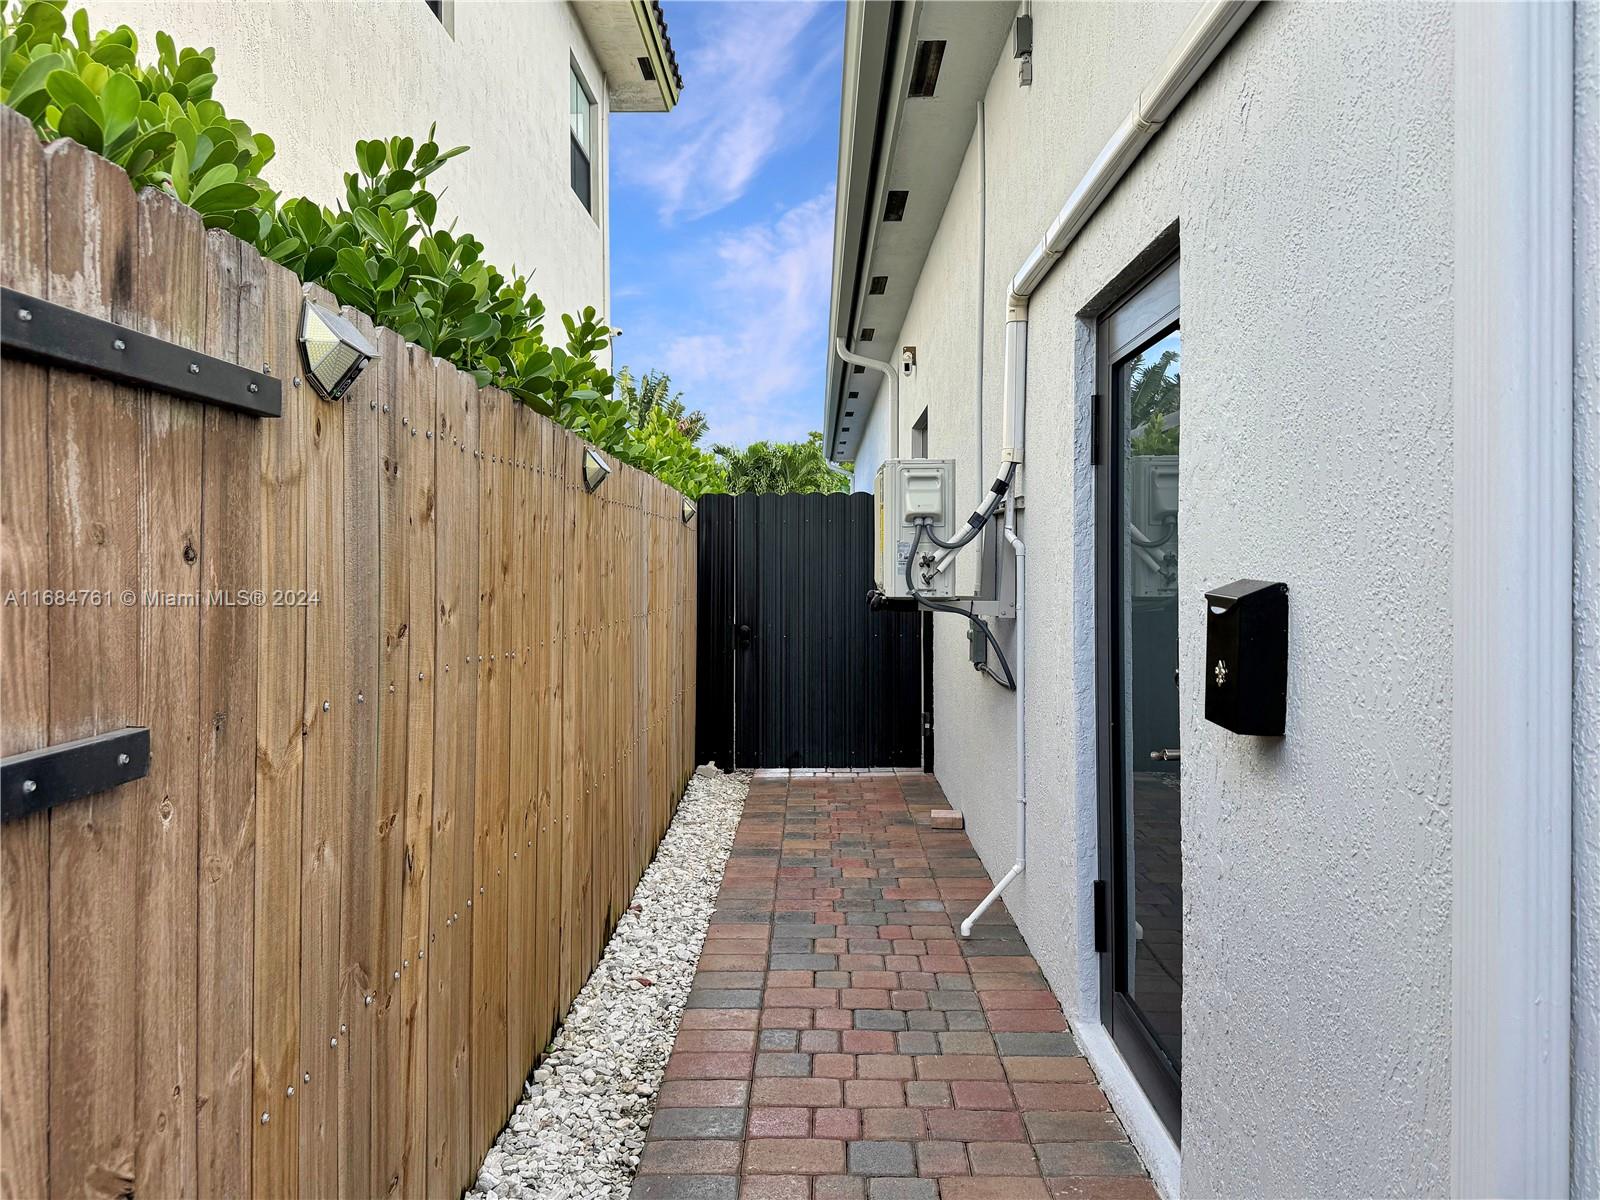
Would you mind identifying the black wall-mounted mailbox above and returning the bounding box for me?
[1204,579,1288,736]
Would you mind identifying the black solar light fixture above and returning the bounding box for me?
[299,298,378,401]
[582,447,611,493]
[682,496,697,524]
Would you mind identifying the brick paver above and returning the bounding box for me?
[632,770,1157,1200]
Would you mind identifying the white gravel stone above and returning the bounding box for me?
[465,766,749,1200]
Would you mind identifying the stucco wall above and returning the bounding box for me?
[1574,0,1599,1192]
[888,3,1457,1192]
[92,0,611,332]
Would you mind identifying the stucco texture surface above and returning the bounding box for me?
[91,0,611,332]
[888,3,1456,1193]
[1574,1,1599,1192]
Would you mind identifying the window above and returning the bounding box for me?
[570,64,594,213]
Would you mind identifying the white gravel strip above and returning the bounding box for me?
[468,765,750,1200]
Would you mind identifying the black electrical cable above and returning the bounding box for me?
[921,462,1018,551]
[904,520,1016,690]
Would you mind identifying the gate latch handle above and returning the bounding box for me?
[734,622,752,649]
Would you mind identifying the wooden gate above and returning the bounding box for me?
[694,491,924,769]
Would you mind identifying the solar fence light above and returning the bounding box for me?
[299,298,379,401]
[582,447,611,493]
[682,497,697,524]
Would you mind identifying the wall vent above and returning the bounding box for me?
[908,39,947,98]
[638,56,656,81]
[859,328,875,342]
[884,190,908,221]
[852,365,865,375]
[869,275,888,295]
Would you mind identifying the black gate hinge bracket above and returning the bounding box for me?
[1,288,281,418]
[1,727,151,822]
[1092,879,1109,953]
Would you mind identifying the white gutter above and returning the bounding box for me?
[960,0,1258,937]
[835,338,900,461]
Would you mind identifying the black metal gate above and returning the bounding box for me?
[695,492,924,769]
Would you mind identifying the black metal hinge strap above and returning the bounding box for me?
[1,727,151,823]
[1093,878,1109,953]
[1,288,281,418]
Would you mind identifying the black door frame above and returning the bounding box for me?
[1095,253,1183,1141]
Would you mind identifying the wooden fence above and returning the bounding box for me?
[0,111,696,1199]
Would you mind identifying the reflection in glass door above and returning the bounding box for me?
[1096,257,1182,1139]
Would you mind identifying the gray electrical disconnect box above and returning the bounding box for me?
[873,458,956,599]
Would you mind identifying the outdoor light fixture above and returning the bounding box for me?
[682,497,697,524]
[582,447,611,493]
[299,298,379,401]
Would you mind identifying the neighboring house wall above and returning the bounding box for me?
[92,0,611,331]
[881,4,1458,1192]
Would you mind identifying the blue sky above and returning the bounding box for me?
[609,1,844,449]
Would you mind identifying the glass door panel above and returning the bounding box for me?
[1118,330,1182,1071]
[1096,254,1183,1142]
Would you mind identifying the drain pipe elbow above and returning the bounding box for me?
[835,338,902,460]
[961,500,1027,939]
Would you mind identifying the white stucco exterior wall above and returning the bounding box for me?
[92,0,612,332]
[883,3,1461,1192]
[1573,1,1599,1192]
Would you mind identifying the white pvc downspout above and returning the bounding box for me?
[959,0,1257,938]
[835,338,901,460]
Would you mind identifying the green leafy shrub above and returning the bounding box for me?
[0,0,728,496]
[713,432,851,495]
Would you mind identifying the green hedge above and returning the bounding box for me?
[0,0,727,497]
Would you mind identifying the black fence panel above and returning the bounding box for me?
[695,492,736,768]
[696,491,923,769]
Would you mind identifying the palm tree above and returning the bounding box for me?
[615,367,709,444]
[712,432,852,495]
[1127,347,1180,456]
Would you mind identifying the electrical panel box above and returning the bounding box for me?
[874,458,957,599]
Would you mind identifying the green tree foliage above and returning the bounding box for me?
[616,367,708,445]
[712,432,851,495]
[1127,346,1180,457]
[0,0,727,496]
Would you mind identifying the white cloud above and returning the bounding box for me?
[655,187,836,446]
[625,2,838,223]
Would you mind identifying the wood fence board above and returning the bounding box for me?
[470,387,509,1155]
[427,363,477,1198]
[535,418,562,1047]
[196,228,261,1200]
[251,261,309,1197]
[44,138,142,1200]
[506,406,537,1099]
[298,285,347,1200]
[0,106,51,1200]
[372,328,414,1198]
[132,182,206,1200]
[396,342,438,1199]
[338,305,381,1200]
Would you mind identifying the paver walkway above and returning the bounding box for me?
[631,769,1157,1200]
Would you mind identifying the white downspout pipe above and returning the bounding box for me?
[958,0,1257,937]
[835,338,901,460]
[962,491,1025,936]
